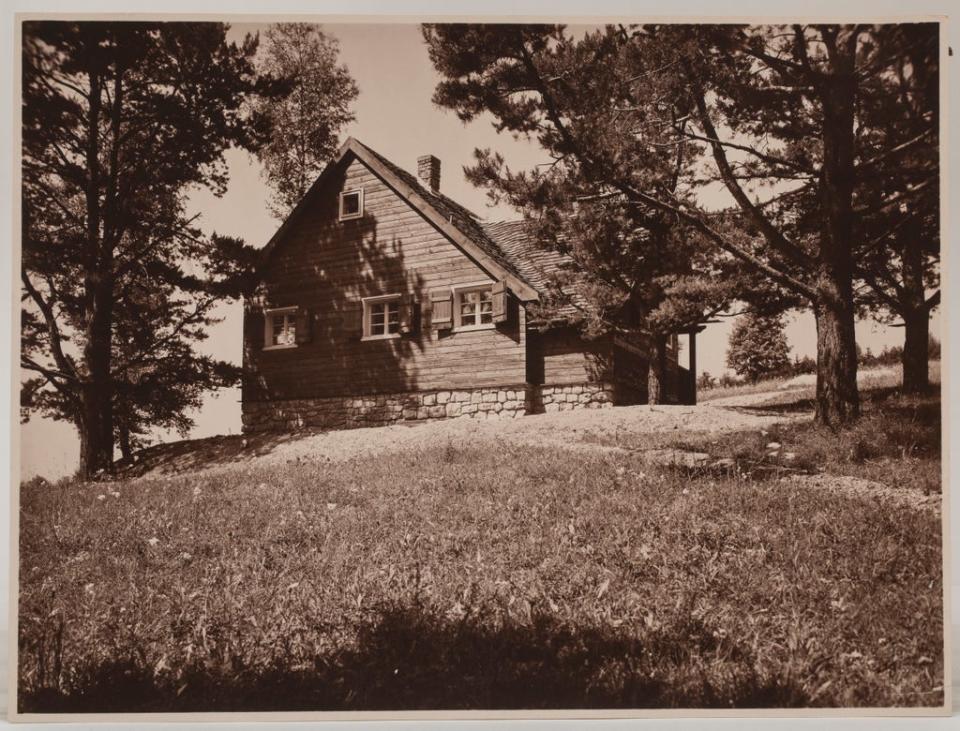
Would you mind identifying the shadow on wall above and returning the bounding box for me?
[244,164,429,403]
[20,601,810,713]
[527,329,629,412]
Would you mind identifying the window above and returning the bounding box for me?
[362,295,401,340]
[454,284,494,329]
[339,188,364,221]
[264,307,297,349]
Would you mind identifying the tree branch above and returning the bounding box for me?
[856,128,934,172]
[862,273,904,312]
[674,128,814,176]
[623,185,819,301]
[853,176,936,215]
[689,86,815,269]
[21,270,79,382]
[517,37,818,303]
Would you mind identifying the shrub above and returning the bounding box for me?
[718,373,740,388]
[789,355,817,376]
[858,335,940,368]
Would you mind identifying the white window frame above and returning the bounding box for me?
[339,188,364,221]
[452,281,495,331]
[263,306,298,350]
[361,294,402,341]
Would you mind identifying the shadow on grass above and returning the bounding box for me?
[20,603,809,713]
[730,385,936,417]
[113,430,323,478]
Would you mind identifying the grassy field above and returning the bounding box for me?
[18,388,944,712]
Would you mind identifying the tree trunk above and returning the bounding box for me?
[814,299,860,427]
[76,41,116,480]
[76,385,113,478]
[901,308,929,393]
[814,30,861,427]
[899,223,931,394]
[118,414,132,462]
[647,335,667,405]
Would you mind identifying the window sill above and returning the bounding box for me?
[263,343,298,351]
[339,213,363,222]
[453,323,496,333]
[361,333,402,342]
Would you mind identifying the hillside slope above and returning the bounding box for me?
[121,401,801,480]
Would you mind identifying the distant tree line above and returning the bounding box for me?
[700,333,941,391]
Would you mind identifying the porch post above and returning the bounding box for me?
[688,330,697,405]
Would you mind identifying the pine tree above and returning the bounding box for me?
[853,24,939,393]
[423,24,737,402]
[21,21,264,477]
[726,313,791,383]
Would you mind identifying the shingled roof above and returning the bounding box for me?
[482,219,584,320]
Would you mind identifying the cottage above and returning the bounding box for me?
[242,138,696,433]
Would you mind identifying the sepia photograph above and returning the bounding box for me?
[12,13,948,718]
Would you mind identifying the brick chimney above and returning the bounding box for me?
[417,154,441,193]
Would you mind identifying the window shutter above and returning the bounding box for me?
[244,307,265,351]
[399,295,418,335]
[430,288,452,329]
[295,307,312,344]
[492,279,509,324]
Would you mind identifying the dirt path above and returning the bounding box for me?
[702,389,807,408]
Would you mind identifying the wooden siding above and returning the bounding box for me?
[243,156,527,402]
[527,327,613,386]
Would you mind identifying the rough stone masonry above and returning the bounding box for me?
[241,382,615,433]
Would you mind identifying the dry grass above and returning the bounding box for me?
[19,409,944,711]
[699,362,940,405]
[698,375,802,403]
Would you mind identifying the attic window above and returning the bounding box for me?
[339,188,363,221]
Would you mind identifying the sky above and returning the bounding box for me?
[19,22,940,481]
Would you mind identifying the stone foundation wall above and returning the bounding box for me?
[242,381,617,433]
[531,383,615,413]
[243,382,619,433]
[242,384,533,433]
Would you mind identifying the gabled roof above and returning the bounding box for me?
[259,137,539,302]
